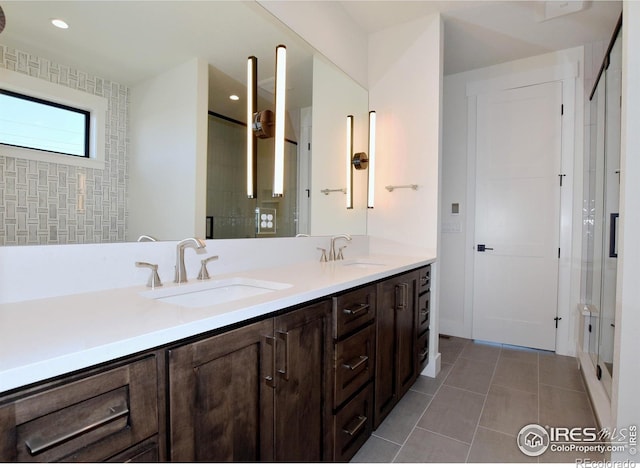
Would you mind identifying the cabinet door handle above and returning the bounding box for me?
[420,308,429,317]
[25,402,129,456]
[396,283,409,310]
[342,415,367,437]
[419,348,428,360]
[276,331,289,381]
[342,355,368,371]
[265,335,277,388]
[420,274,429,286]
[343,303,369,316]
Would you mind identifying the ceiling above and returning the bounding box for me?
[339,0,622,75]
[0,0,623,90]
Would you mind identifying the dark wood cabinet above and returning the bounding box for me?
[0,263,434,463]
[0,356,158,462]
[330,285,376,461]
[374,271,419,428]
[168,300,331,462]
[416,265,432,374]
[168,319,274,462]
[273,302,332,462]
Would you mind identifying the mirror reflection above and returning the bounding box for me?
[0,1,368,245]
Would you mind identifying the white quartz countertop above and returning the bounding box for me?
[0,254,434,394]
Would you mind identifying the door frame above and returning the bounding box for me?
[463,61,581,356]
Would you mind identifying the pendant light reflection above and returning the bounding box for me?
[346,115,354,209]
[273,45,287,197]
[246,56,257,198]
[346,111,376,209]
[367,111,376,209]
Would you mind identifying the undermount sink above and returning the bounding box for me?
[341,259,387,268]
[140,277,292,308]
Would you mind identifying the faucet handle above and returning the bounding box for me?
[136,261,162,288]
[197,255,219,280]
[337,245,347,260]
[317,247,328,263]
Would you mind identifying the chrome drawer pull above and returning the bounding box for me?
[265,336,277,388]
[25,402,129,456]
[420,308,429,317]
[343,415,367,437]
[342,355,368,371]
[419,349,428,359]
[343,303,369,316]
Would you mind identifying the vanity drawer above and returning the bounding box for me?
[418,265,431,295]
[417,291,430,334]
[333,285,376,339]
[0,356,158,462]
[417,329,429,373]
[334,324,375,408]
[333,383,373,462]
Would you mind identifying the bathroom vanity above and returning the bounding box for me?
[0,249,434,462]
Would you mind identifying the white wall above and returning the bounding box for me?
[128,58,208,241]
[367,14,442,252]
[367,13,443,377]
[612,3,640,461]
[310,55,369,236]
[257,1,368,89]
[440,48,584,358]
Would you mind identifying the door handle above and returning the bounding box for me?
[477,244,494,252]
[276,331,289,381]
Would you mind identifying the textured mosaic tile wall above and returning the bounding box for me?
[0,45,129,245]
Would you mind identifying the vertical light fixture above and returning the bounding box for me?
[346,115,354,209]
[367,110,376,208]
[273,44,287,197]
[247,56,257,198]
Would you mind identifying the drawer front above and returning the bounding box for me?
[105,437,159,462]
[335,325,375,408]
[333,285,376,339]
[417,291,430,334]
[1,356,158,462]
[333,383,373,462]
[418,265,431,295]
[417,329,429,373]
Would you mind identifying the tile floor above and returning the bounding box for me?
[351,336,599,463]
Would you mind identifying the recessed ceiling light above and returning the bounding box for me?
[229,95,240,101]
[51,19,69,29]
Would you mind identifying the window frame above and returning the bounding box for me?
[0,87,91,158]
[0,67,107,169]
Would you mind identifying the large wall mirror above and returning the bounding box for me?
[0,1,369,245]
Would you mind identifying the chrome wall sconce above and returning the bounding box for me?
[346,111,376,209]
[246,45,287,199]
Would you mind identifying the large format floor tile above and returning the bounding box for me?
[373,390,433,444]
[352,337,598,464]
[393,428,470,463]
[479,384,538,435]
[444,357,496,394]
[417,385,485,444]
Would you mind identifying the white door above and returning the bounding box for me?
[472,81,562,351]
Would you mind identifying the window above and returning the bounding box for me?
[0,67,107,169]
[0,88,90,157]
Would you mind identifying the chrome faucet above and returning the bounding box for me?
[329,234,352,261]
[137,234,157,242]
[175,238,206,283]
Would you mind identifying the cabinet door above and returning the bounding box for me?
[397,274,417,399]
[374,278,399,427]
[374,272,418,427]
[168,319,274,462]
[273,301,331,461]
